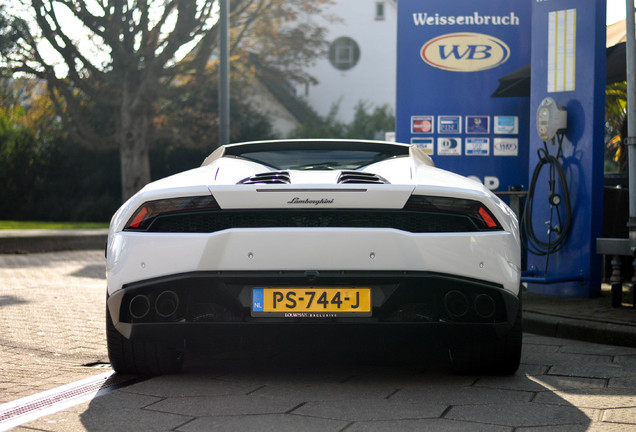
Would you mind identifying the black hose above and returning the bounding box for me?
[521,139,572,256]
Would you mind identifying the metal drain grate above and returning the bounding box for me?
[0,372,141,431]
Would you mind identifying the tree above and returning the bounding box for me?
[0,4,25,62]
[292,101,396,140]
[3,0,333,201]
[0,77,278,222]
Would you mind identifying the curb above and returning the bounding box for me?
[523,311,636,348]
[0,230,108,254]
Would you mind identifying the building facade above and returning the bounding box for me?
[297,0,397,123]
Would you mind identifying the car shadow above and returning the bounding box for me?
[70,264,106,280]
[69,333,634,431]
[0,294,28,308]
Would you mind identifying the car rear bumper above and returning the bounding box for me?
[107,270,521,344]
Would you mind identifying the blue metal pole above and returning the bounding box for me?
[521,275,586,285]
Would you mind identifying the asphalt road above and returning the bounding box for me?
[1,251,636,431]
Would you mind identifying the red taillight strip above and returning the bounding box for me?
[128,208,149,229]
[125,196,220,231]
[478,207,498,228]
[404,195,502,230]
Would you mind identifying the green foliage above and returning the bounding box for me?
[605,82,627,173]
[606,82,627,134]
[290,102,345,138]
[348,103,396,140]
[0,125,121,222]
[291,101,395,140]
[0,76,277,222]
[0,221,108,229]
[151,72,275,180]
[153,69,275,156]
[0,88,121,221]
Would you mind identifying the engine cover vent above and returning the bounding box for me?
[337,171,389,184]
[238,171,291,185]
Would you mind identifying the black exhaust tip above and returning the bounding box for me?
[129,294,151,319]
[444,290,469,320]
[474,294,496,319]
[155,290,179,318]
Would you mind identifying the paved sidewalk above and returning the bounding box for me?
[0,250,109,404]
[21,333,636,431]
[524,285,636,347]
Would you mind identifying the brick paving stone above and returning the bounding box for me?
[602,407,636,424]
[0,250,109,404]
[178,414,349,432]
[11,392,192,432]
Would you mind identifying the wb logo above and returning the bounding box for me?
[496,143,517,151]
[438,45,492,60]
[421,33,510,72]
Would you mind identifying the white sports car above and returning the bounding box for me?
[106,139,522,375]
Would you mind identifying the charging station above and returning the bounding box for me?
[524,0,606,297]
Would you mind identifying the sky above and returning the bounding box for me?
[607,0,628,25]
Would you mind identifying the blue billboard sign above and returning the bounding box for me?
[396,1,531,191]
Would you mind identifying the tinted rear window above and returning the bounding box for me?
[223,141,409,170]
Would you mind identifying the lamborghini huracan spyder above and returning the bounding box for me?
[106,140,522,375]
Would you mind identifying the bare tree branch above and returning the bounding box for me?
[4,0,333,200]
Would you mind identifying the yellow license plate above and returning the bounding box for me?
[251,287,371,317]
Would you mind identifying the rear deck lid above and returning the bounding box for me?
[210,184,416,209]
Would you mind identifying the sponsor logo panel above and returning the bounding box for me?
[411,138,435,155]
[465,138,490,156]
[437,138,462,156]
[494,138,519,156]
[411,115,434,133]
[397,2,530,192]
[494,116,519,134]
[438,115,462,134]
[466,115,490,134]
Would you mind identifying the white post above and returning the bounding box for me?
[218,0,230,146]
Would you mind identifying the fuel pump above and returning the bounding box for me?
[522,97,572,259]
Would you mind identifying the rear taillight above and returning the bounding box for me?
[478,207,498,228]
[404,195,502,231]
[125,196,220,231]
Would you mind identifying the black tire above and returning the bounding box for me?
[449,301,522,376]
[106,306,184,375]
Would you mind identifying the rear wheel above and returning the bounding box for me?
[106,305,184,375]
[449,301,522,375]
